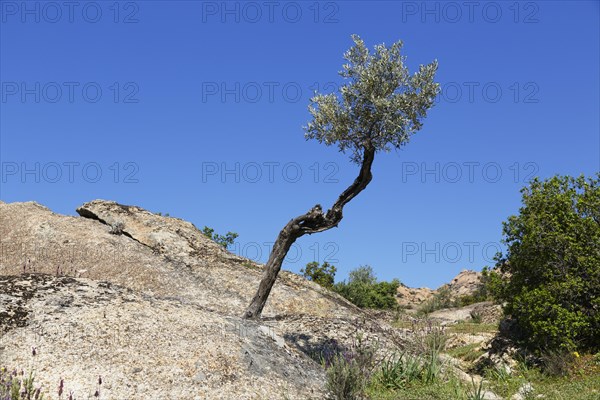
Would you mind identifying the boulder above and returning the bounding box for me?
[0,200,405,399]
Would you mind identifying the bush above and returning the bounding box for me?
[301,261,336,289]
[378,321,445,389]
[323,334,378,400]
[379,352,426,389]
[493,174,600,353]
[201,226,239,249]
[333,266,400,309]
[418,286,453,314]
[0,367,43,400]
[478,266,504,302]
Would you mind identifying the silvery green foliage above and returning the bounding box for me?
[304,35,440,163]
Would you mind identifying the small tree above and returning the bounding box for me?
[348,265,377,286]
[494,174,600,352]
[244,35,439,319]
[202,226,239,249]
[333,265,400,309]
[301,261,337,289]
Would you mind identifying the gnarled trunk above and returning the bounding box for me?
[243,142,375,319]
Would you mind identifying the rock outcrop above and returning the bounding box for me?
[442,269,483,299]
[396,269,483,309]
[0,200,405,399]
[396,284,434,308]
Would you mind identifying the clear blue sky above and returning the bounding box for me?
[1,1,598,288]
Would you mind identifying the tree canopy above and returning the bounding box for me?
[492,174,600,352]
[305,35,439,164]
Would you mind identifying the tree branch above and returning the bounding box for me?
[290,139,376,236]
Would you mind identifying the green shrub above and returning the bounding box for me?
[325,353,363,400]
[333,266,400,309]
[378,333,444,389]
[323,334,378,400]
[201,226,239,249]
[479,266,503,301]
[418,286,453,314]
[493,174,600,353]
[379,352,425,389]
[0,367,43,400]
[301,261,336,289]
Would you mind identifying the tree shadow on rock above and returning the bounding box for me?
[283,332,348,367]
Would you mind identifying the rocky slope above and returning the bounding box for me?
[0,200,405,399]
[442,269,484,298]
[396,269,483,309]
[395,284,434,308]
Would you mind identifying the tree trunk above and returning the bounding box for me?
[243,142,376,319]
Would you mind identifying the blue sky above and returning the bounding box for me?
[1,1,598,288]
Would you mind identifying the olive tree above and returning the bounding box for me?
[244,35,439,319]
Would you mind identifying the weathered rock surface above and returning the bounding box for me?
[428,302,483,325]
[442,269,483,299]
[471,302,503,324]
[396,284,434,308]
[0,274,324,399]
[0,200,404,399]
[425,301,500,326]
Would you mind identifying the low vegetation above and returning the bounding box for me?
[321,321,500,400]
[417,274,494,315]
[446,322,498,335]
[322,326,446,399]
[1,364,102,400]
[302,263,400,310]
[447,343,486,363]
[1,367,43,400]
[201,226,239,249]
[332,266,400,310]
[482,353,600,400]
